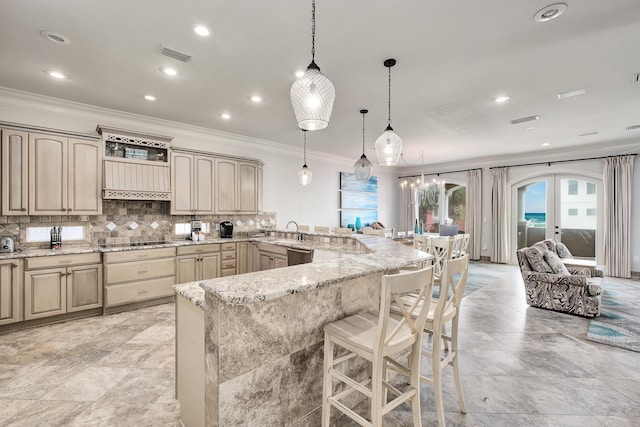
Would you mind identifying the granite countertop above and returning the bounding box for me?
[175,235,431,309]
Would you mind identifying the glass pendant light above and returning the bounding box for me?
[375,58,403,166]
[298,130,313,186]
[290,0,335,131]
[353,109,373,181]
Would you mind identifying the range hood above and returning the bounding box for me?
[97,125,174,201]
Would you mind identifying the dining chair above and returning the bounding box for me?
[363,227,385,236]
[314,226,330,233]
[428,236,453,282]
[413,234,431,252]
[322,266,435,427]
[335,227,352,235]
[451,234,465,259]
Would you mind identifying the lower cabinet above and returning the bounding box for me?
[221,242,236,277]
[236,242,251,275]
[23,253,102,321]
[0,259,22,325]
[176,244,221,283]
[257,244,288,271]
[104,247,176,308]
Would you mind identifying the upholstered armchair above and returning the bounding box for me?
[516,244,603,318]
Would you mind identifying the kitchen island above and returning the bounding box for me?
[174,233,431,427]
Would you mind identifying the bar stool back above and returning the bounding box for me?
[322,266,435,426]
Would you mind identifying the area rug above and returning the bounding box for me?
[585,281,640,352]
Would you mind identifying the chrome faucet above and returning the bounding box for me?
[286,221,303,240]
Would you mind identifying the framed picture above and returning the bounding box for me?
[339,172,378,228]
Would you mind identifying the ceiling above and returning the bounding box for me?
[2,1,640,167]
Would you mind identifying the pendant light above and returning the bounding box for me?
[298,130,313,186]
[375,58,403,166]
[353,109,373,181]
[290,0,335,131]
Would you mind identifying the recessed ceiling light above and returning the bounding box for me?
[541,142,551,147]
[160,67,178,76]
[495,95,511,103]
[534,3,567,22]
[144,95,156,101]
[193,25,211,37]
[250,95,262,103]
[557,88,588,99]
[47,70,67,79]
[40,30,71,45]
[295,70,305,78]
[221,113,231,120]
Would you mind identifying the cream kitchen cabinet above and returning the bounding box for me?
[236,241,251,275]
[176,244,221,283]
[257,244,288,271]
[0,259,22,325]
[215,158,260,214]
[103,247,176,310]
[1,128,101,216]
[220,242,237,277]
[23,253,102,321]
[29,133,102,215]
[1,129,29,215]
[171,151,215,215]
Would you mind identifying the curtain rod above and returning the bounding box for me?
[489,153,637,170]
[398,167,479,180]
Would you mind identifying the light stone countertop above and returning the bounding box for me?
[175,235,430,308]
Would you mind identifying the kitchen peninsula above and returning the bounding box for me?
[174,233,431,427]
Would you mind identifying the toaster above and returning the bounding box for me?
[0,237,14,253]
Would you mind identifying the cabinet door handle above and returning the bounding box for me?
[21,208,27,211]
[12,263,18,268]
[61,209,66,211]
[138,290,148,295]
[137,254,149,258]
[138,270,148,274]
[61,272,66,276]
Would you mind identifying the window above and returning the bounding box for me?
[174,222,210,236]
[587,208,596,216]
[25,225,85,242]
[568,180,578,195]
[568,208,578,216]
[587,182,596,195]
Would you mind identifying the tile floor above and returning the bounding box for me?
[0,264,639,426]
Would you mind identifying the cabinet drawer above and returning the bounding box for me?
[103,247,175,263]
[221,268,236,277]
[221,259,236,269]
[105,258,175,284]
[258,243,288,256]
[25,253,101,270]
[176,244,220,256]
[221,242,236,251]
[221,251,236,260]
[105,276,175,307]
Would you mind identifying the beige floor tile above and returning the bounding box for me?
[41,366,131,402]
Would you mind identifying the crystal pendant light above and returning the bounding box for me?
[353,109,373,180]
[375,58,403,166]
[290,0,335,131]
[298,130,313,186]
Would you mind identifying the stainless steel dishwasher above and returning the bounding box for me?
[286,247,314,266]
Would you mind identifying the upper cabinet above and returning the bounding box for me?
[1,127,102,216]
[171,151,215,215]
[215,158,261,214]
[98,125,172,201]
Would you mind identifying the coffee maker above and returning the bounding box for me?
[190,220,202,240]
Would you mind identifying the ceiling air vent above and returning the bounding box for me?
[633,73,640,84]
[626,124,640,131]
[160,47,192,63]
[510,115,540,125]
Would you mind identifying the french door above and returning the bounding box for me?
[511,174,603,263]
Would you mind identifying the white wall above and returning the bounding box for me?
[0,88,398,230]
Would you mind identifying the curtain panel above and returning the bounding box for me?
[603,155,635,278]
[490,167,509,263]
[465,169,482,260]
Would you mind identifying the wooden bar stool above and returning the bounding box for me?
[322,266,435,426]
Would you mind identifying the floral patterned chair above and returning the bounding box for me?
[516,241,603,317]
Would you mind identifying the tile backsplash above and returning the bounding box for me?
[0,200,276,249]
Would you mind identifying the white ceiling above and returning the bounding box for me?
[1,1,640,167]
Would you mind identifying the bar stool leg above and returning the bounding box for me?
[451,318,467,413]
[322,333,334,427]
[432,323,446,427]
